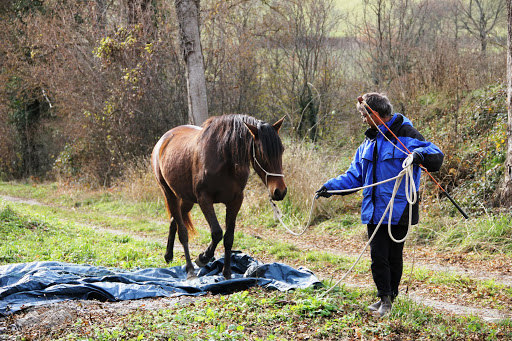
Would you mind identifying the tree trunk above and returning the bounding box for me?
[503,0,512,206]
[174,0,208,125]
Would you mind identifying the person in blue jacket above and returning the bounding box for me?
[316,92,444,317]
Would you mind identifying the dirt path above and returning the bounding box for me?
[1,195,511,323]
[241,221,512,322]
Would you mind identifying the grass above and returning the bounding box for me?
[418,212,512,254]
[0,204,168,269]
[0,193,373,274]
[55,287,512,340]
[2,183,512,339]
[2,140,512,339]
[1,182,511,294]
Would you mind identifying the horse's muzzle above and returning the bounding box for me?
[272,187,287,201]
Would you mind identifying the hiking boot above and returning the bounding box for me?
[377,296,392,317]
[368,299,381,312]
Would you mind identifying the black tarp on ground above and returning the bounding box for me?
[0,252,321,316]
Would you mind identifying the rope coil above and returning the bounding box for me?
[320,157,417,296]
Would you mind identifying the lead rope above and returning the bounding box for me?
[269,194,317,236]
[269,170,406,236]
[317,105,420,295]
[266,162,416,295]
[267,158,417,295]
[266,156,417,295]
[316,105,418,295]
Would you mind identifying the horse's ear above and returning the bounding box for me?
[272,116,285,134]
[244,123,258,139]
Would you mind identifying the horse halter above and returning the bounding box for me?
[251,140,284,185]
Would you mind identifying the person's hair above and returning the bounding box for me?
[357,92,393,118]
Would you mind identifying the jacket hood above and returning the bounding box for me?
[365,113,411,140]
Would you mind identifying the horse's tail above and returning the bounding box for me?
[161,190,197,237]
[182,211,197,237]
[162,196,172,220]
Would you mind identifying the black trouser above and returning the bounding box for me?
[367,224,408,299]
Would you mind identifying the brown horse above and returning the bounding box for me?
[151,114,287,279]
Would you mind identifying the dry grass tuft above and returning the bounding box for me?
[116,157,161,202]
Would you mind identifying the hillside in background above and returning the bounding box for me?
[0,0,508,211]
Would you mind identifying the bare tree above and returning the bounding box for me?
[0,0,189,183]
[264,0,342,141]
[175,0,208,125]
[459,0,506,53]
[503,0,512,206]
[358,0,432,88]
[201,0,266,117]
[126,0,150,25]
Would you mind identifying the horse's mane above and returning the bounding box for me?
[200,114,283,166]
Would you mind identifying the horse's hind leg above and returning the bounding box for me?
[166,202,194,263]
[176,200,196,279]
[164,193,196,278]
[159,181,179,264]
[223,195,243,279]
[164,218,177,263]
[196,198,223,268]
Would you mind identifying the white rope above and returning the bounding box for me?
[269,195,317,236]
[270,110,415,237]
[320,154,417,296]
[316,108,422,295]
[269,160,414,236]
[268,153,418,295]
[269,170,403,236]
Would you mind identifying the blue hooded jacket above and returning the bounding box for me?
[323,113,444,225]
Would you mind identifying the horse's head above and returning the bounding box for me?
[245,117,287,201]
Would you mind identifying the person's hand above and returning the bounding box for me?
[315,186,331,198]
[403,151,424,168]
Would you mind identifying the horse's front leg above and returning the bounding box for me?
[196,198,223,267]
[223,194,243,280]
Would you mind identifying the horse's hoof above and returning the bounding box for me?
[195,255,210,267]
[164,253,173,264]
[187,273,198,280]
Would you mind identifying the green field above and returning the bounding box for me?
[1,181,512,340]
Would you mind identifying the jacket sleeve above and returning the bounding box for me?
[413,142,444,172]
[323,144,364,194]
[401,128,444,172]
